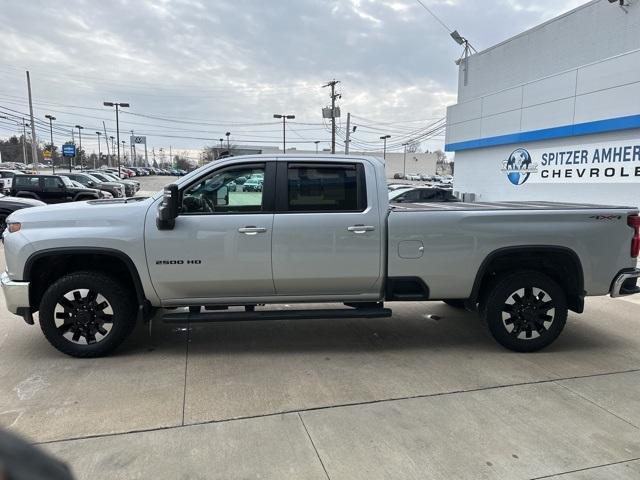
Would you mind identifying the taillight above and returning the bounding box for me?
[629,214,640,258]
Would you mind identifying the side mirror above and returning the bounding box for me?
[88,181,95,187]
[216,186,229,206]
[157,184,179,230]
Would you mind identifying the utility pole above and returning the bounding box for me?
[75,125,83,171]
[323,79,340,154]
[95,131,102,169]
[20,118,27,166]
[314,141,320,154]
[45,115,56,174]
[102,122,110,167]
[169,145,172,168]
[402,142,408,178]
[26,71,38,166]
[110,136,115,168]
[130,130,135,166]
[345,112,351,154]
[225,132,230,150]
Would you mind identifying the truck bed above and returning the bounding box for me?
[391,200,637,212]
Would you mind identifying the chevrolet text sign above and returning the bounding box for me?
[502,140,640,185]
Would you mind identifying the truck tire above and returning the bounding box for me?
[39,271,136,358]
[443,299,467,309]
[483,270,567,352]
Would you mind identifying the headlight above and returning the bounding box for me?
[7,222,21,233]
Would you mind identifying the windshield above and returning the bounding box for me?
[58,176,75,187]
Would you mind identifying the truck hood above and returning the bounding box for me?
[6,196,153,226]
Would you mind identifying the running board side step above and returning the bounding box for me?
[162,307,393,323]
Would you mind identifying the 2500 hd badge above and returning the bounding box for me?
[156,259,202,265]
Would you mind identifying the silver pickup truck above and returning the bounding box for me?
[2,154,639,357]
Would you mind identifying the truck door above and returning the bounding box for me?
[271,161,382,296]
[144,162,276,301]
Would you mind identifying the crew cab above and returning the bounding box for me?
[9,174,105,203]
[2,155,639,357]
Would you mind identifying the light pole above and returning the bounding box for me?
[380,135,391,160]
[103,101,130,178]
[121,140,126,165]
[45,114,56,174]
[314,141,320,154]
[402,142,408,178]
[225,131,231,149]
[219,138,223,149]
[109,136,115,167]
[273,114,295,154]
[95,132,102,168]
[75,125,84,171]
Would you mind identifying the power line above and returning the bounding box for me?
[414,0,452,33]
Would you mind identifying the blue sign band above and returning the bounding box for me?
[445,113,640,152]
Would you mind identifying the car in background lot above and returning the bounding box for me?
[0,195,45,234]
[0,170,24,193]
[9,174,106,203]
[243,177,263,192]
[64,172,125,198]
[389,186,460,203]
[87,171,138,197]
[406,173,421,181]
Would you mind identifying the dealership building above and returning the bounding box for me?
[445,0,640,206]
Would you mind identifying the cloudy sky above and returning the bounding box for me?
[0,0,586,160]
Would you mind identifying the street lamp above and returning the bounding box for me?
[95,132,102,169]
[75,125,84,172]
[45,114,56,174]
[219,138,224,148]
[103,101,129,178]
[314,140,320,154]
[273,114,295,154]
[225,131,231,149]
[380,134,391,160]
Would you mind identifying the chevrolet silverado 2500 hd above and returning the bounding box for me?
[2,154,639,357]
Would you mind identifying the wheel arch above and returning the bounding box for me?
[24,247,147,317]
[470,246,585,313]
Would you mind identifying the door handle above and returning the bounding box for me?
[347,225,376,234]
[238,226,267,235]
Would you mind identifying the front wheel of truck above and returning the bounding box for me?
[39,271,136,358]
[483,271,567,352]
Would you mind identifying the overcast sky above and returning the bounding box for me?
[0,0,587,159]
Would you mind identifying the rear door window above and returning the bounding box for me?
[285,163,366,212]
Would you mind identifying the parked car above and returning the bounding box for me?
[392,173,405,179]
[64,172,125,198]
[0,195,45,235]
[389,186,460,203]
[388,183,412,191]
[2,154,639,358]
[243,177,263,192]
[9,174,106,203]
[406,173,421,181]
[87,171,138,197]
[0,170,24,193]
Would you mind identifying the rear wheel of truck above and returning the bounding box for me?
[483,271,567,352]
[39,271,136,358]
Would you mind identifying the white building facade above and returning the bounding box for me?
[445,0,640,206]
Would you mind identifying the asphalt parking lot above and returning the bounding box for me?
[0,176,639,479]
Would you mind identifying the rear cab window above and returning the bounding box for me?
[282,162,367,212]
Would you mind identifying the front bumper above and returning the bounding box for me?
[610,268,640,298]
[1,271,30,314]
